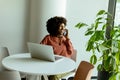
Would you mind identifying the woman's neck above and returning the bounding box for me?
[50,34,63,38]
[57,34,63,38]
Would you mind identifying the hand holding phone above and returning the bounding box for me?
[63,29,69,39]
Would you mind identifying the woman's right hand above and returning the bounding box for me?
[64,29,69,39]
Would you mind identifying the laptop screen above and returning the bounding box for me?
[27,42,56,62]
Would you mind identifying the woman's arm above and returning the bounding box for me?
[64,39,74,55]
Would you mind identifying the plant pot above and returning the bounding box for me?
[97,71,112,80]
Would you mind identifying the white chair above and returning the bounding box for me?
[0,47,26,80]
[0,47,9,71]
[70,49,77,73]
[0,70,21,80]
[71,49,77,62]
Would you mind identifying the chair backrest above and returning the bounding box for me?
[0,70,21,80]
[0,47,9,71]
[71,49,77,62]
[73,61,94,80]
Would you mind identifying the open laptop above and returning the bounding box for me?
[27,42,62,62]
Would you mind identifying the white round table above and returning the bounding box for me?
[2,53,76,75]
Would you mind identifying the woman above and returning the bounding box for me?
[40,16,75,80]
[40,16,74,58]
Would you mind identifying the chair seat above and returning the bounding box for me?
[0,70,21,80]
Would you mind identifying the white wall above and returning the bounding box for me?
[66,0,109,76]
[0,0,30,54]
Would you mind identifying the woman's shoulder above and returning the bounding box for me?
[40,35,50,44]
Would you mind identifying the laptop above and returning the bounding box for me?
[27,42,62,62]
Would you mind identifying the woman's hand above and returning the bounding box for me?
[64,29,69,39]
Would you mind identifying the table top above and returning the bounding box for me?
[2,53,76,75]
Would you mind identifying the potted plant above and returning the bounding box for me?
[75,10,120,80]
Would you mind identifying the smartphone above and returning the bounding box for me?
[63,29,67,36]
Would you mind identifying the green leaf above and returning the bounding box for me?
[96,10,106,16]
[109,75,116,80]
[89,30,104,41]
[99,44,109,52]
[102,24,107,30]
[97,64,103,71]
[94,21,99,30]
[95,17,103,21]
[85,30,94,36]
[102,39,112,48]
[104,56,115,71]
[86,41,94,51]
[87,25,94,31]
[75,22,88,29]
[90,54,97,65]
[115,52,120,65]
[109,73,120,80]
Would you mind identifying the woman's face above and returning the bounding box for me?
[58,23,66,36]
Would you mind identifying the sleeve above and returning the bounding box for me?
[64,39,74,55]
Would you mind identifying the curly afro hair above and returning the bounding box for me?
[46,16,67,36]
